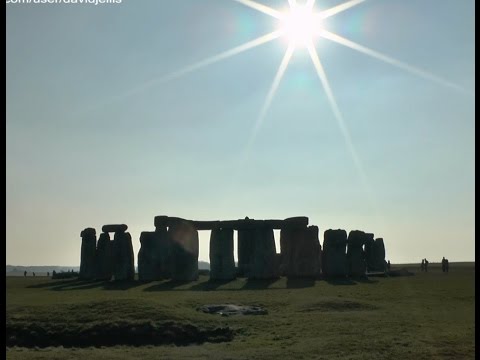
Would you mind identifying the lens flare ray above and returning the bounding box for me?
[318,0,366,20]
[232,0,283,19]
[242,45,295,161]
[319,29,466,92]
[122,31,282,100]
[307,43,373,198]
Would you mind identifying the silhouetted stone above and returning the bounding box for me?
[112,232,135,281]
[249,226,279,279]
[347,230,367,277]
[284,216,309,228]
[95,232,113,280]
[155,225,172,279]
[138,228,173,281]
[169,220,199,281]
[79,227,96,280]
[209,228,236,281]
[153,216,309,230]
[373,238,386,272]
[322,229,347,277]
[237,228,256,276]
[280,226,321,278]
[154,215,169,228]
[138,232,158,281]
[364,233,376,272]
[102,224,128,233]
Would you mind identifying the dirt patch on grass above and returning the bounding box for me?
[298,300,379,312]
[6,320,234,348]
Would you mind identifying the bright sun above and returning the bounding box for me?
[279,5,322,47]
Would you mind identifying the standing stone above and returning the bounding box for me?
[364,233,375,272]
[112,232,135,281]
[322,229,347,277]
[347,230,367,277]
[209,228,236,281]
[155,225,172,279]
[237,228,256,277]
[95,232,113,281]
[280,226,321,278]
[373,238,386,272]
[79,228,96,280]
[138,232,159,281]
[169,221,199,281]
[249,226,279,279]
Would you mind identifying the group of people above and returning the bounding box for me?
[421,258,429,272]
[441,257,449,273]
[420,257,450,273]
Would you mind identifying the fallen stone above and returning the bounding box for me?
[197,304,268,316]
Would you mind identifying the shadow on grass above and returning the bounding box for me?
[143,280,194,292]
[27,279,84,289]
[28,279,148,291]
[286,277,316,289]
[241,278,279,290]
[325,277,358,286]
[142,278,286,292]
[189,279,235,291]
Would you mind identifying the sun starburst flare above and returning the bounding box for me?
[100,0,467,204]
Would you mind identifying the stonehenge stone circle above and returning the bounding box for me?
[80,216,388,282]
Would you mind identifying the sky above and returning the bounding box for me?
[6,0,475,266]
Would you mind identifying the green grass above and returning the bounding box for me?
[6,263,475,359]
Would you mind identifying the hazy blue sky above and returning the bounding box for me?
[6,0,474,266]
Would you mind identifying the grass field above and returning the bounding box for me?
[6,263,475,359]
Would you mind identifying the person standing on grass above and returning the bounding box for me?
[442,257,446,272]
[445,259,449,273]
[387,260,391,271]
[23,270,27,277]
[424,259,429,272]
